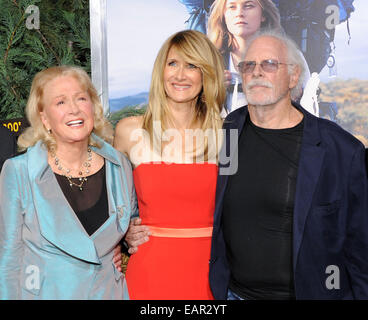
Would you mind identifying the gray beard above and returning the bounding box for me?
[245,87,289,107]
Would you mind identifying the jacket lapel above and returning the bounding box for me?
[29,142,100,264]
[215,107,247,226]
[292,108,325,271]
[28,138,132,264]
[216,105,325,274]
[90,140,131,257]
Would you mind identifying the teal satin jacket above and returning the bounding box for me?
[0,136,137,299]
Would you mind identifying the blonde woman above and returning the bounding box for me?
[0,66,136,299]
[114,30,226,299]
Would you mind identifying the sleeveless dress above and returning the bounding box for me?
[125,162,217,300]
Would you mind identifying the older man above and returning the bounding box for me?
[209,30,368,300]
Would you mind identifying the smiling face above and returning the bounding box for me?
[163,46,203,109]
[40,75,94,148]
[242,36,300,107]
[224,0,265,40]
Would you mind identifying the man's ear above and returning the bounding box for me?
[289,65,301,90]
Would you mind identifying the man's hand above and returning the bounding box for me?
[224,70,232,89]
[113,244,122,272]
[125,218,150,254]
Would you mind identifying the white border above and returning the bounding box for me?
[89,0,109,114]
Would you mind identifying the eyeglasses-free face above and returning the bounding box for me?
[238,59,294,74]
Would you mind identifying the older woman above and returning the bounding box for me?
[0,66,136,299]
[114,30,225,299]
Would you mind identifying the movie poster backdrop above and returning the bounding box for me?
[94,0,367,146]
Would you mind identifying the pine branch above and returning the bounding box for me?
[36,29,61,65]
[3,13,25,64]
[0,0,90,120]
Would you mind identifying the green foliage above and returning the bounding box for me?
[0,0,90,120]
[108,105,148,128]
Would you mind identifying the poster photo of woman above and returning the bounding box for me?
[98,0,367,146]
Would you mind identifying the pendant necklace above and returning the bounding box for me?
[51,147,92,191]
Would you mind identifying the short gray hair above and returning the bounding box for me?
[243,29,308,101]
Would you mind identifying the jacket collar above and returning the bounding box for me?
[27,135,129,264]
[226,102,321,138]
[33,134,121,182]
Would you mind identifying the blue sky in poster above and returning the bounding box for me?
[107,0,368,100]
[107,0,187,99]
[319,0,368,82]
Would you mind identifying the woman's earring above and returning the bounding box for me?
[200,92,206,103]
[47,128,52,134]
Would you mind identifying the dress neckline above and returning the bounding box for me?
[133,161,217,171]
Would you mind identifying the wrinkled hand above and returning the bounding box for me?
[113,244,122,272]
[224,70,232,89]
[125,218,150,254]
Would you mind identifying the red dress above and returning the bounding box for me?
[125,162,217,300]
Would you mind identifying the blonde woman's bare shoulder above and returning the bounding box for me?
[114,116,144,155]
[116,115,144,131]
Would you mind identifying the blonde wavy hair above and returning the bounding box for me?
[208,0,282,54]
[18,65,113,152]
[142,30,226,158]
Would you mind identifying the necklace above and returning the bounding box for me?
[51,147,92,191]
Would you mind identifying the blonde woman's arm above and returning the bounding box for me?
[113,116,150,254]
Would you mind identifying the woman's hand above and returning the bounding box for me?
[125,217,150,254]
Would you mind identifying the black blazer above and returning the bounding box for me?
[210,104,368,299]
[0,126,16,172]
